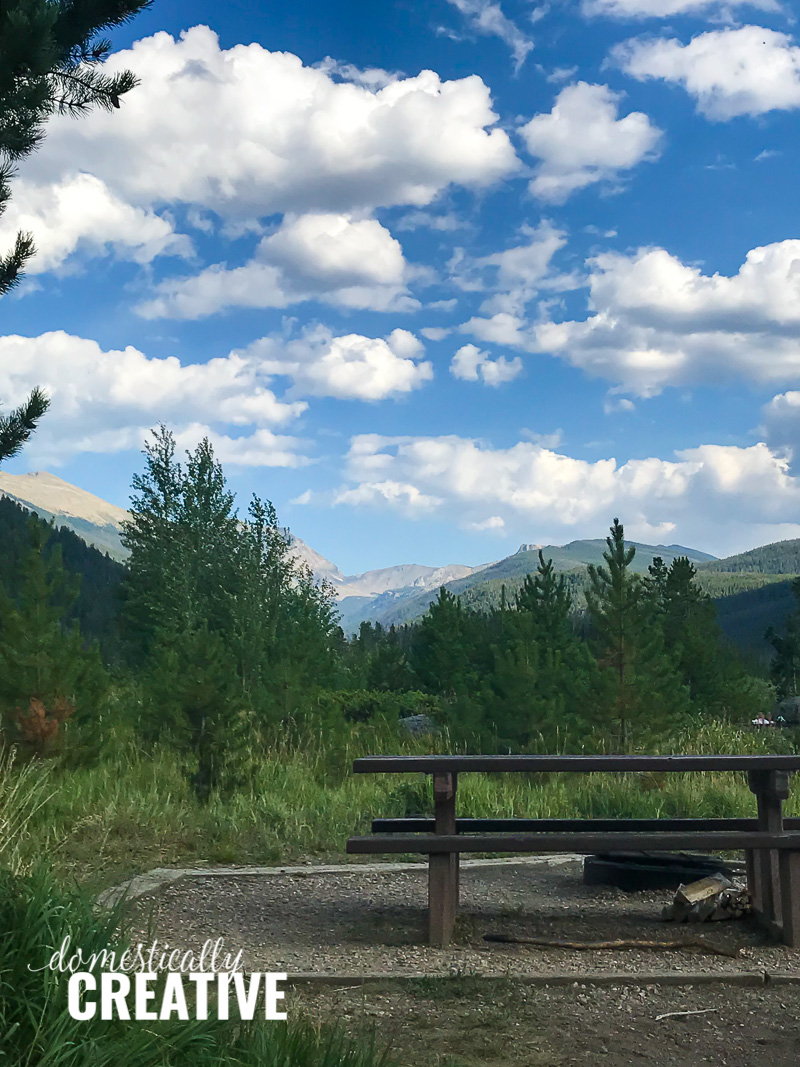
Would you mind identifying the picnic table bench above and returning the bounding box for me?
[346,754,800,948]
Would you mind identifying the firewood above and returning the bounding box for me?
[675,875,732,907]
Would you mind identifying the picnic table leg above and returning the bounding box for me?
[778,850,800,948]
[747,769,790,937]
[429,771,458,947]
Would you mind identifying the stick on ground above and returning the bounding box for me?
[655,1008,720,1021]
[484,933,739,959]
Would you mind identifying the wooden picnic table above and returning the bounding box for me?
[347,753,800,948]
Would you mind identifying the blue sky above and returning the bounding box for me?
[3,0,800,573]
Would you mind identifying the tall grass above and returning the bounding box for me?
[8,718,799,889]
[0,746,51,874]
[0,865,393,1067]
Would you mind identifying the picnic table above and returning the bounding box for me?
[346,754,800,948]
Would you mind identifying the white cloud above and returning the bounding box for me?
[0,331,308,466]
[0,174,190,272]
[244,327,433,401]
[171,424,311,468]
[451,343,523,385]
[604,395,636,413]
[583,0,779,17]
[519,82,662,202]
[450,221,570,332]
[761,390,800,458]
[614,27,800,119]
[525,240,800,396]
[24,26,518,221]
[466,515,506,531]
[0,324,432,466]
[139,213,416,318]
[445,0,535,71]
[333,480,442,514]
[337,433,800,550]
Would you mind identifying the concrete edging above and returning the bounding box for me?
[97,854,582,908]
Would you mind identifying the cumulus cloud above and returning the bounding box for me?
[337,433,800,550]
[0,325,432,465]
[0,331,309,466]
[0,174,190,272]
[517,240,800,396]
[761,391,800,460]
[583,0,778,17]
[519,83,662,202]
[450,343,523,385]
[23,26,518,220]
[445,0,534,71]
[244,327,433,401]
[139,213,416,318]
[614,27,800,120]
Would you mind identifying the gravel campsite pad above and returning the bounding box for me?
[128,858,800,977]
[126,858,800,1064]
[293,979,800,1067]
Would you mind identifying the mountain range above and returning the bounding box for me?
[2,471,799,647]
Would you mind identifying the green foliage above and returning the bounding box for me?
[0,0,152,461]
[486,553,599,748]
[121,428,339,797]
[0,864,394,1067]
[767,577,800,699]
[0,519,108,752]
[0,494,124,657]
[584,520,689,747]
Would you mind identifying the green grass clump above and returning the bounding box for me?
[0,863,393,1067]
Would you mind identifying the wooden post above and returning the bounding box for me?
[779,851,800,948]
[429,771,458,947]
[748,769,790,935]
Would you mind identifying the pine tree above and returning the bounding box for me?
[768,577,800,699]
[586,519,687,748]
[0,519,106,750]
[489,552,597,748]
[0,0,152,461]
[651,556,727,711]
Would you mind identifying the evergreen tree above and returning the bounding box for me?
[122,427,339,789]
[411,587,486,740]
[586,519,687,747]
[0,519,106,749]
[767,577,800,699]
[0,0,151,461]
[488,551,598,747]
[648,555,727,711]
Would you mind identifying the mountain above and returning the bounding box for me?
[346,540,719,631]
[0,472,484,613]
[698,540,800,575]
[0,472,129,561]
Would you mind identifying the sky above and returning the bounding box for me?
[3,0,800,574]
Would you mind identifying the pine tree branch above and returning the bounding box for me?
[0,387,50,463]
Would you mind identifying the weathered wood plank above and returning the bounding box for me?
[346,831,800,855]
[372,817,800,834]
[353,754,800,774]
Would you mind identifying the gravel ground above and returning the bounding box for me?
[292,979,800,1066]
[129,858,800,977]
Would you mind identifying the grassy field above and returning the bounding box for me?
[10,719,800,891]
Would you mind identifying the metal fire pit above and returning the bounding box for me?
[583,851,742,892]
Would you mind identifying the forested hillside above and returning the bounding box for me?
[699,539,800,575]
[0,495,124,656]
